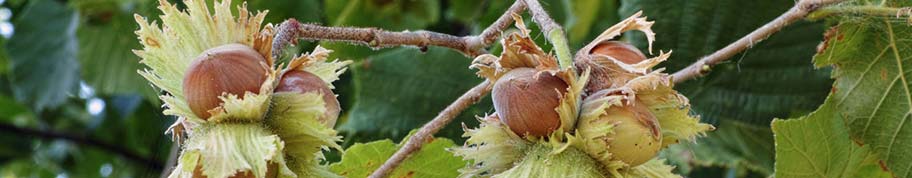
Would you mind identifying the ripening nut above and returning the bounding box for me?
[275,70,341,127]
[183,43,269,119]
[589,41,646,65]
[577,41,648,93]
[492,68,568,137]
[601,102,662,167]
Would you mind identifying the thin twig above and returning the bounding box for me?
[368,80,493,178]
[522,0,574,70]
[159,143,180,178]
[807,5,912,20]
[671,0,846,83]
[0,122,164,169]
[272,0,526,58]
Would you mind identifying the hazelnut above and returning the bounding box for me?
[589,41,647,64]
[492,68,568,137]
[602,102,662,166]
[577,41,648,92]
[275,70,341,127]
[183,43,269,119]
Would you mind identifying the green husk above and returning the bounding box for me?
[168,124,295,178]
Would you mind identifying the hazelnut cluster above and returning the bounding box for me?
[135,0,348,177]
[455,12,714,178]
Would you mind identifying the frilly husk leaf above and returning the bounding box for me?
[492,143,605,178]
[282,46,352,89]
[468,16,584,138]
[134,0,275,123]
[582,11,655,55]
[168,124,295,178]
[469,15,559,81]
[453,114,530,178]
[574,11,662,91]
[266,92,343,177]
[615,159,681,178]
[628,73,714,147]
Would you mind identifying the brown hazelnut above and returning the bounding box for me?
[183,43,269,119]
[275,70,341,127]
[589,41,647,65]
[492,68,568,137]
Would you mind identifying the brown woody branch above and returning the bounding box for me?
[368,81,493,178]
[671,0,846,83]
[272,0,527,58]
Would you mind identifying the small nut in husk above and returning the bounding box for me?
[603,101,662,167]
[183,43,269,119]
[275,70,341,127]
[492,68,568,137]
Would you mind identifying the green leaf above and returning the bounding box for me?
[619,0,832,125]
[772,101,887,178]
[0,38,9,75]
[0,94,29,118]
[811,2,912,176]
[77,10,157,99]
[329,136,465,178]
[662,120,774,175]
[338,46,491,143]
[0,95,35,164]
[6,0,80,111]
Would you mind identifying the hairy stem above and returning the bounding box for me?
[808,5,912,20]
[671,0,846,83]
[524,0,574,70]
[272,0,527,58]
[368,81,493,178]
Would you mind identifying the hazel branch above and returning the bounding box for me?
[807,5,912,20]
[671,0,846,83]
[368,80,493,178]
[271,0,527,58]
[523,0,574,70]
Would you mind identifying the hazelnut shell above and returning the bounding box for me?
[589,41,647,65]
[492,68,568,137]
[275,70,341,127]
[603,102,662,167]
[183,43,269,119]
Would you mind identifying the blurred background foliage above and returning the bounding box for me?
[0,0,831,177]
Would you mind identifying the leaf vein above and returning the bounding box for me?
[783,125,828,177]
[862,75,901,139]
[837,45,892,107]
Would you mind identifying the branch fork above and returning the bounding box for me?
[268,0,853,177]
